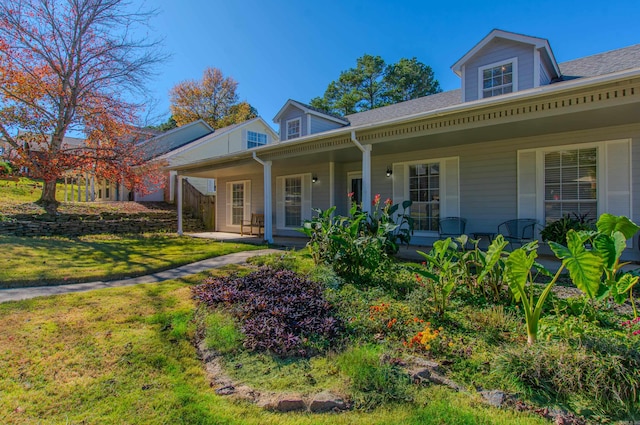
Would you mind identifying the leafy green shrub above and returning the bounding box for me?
[192,268,341,357]
[540,213,594,244]
[301,196,413,287]
[495,340,640,419]
[0,160,12,176]
[204,311,243,354]
[337,344,412,409]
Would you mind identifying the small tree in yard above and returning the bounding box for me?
[0,0,166,211]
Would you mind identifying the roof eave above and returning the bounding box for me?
[174,67,640,172]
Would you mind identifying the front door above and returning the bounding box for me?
[348,172,362,206]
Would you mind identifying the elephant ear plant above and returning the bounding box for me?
[506,213,640,345]
[505,242,567,345]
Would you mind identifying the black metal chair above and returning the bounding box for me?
[439,217,467,239]
[497,219,538,249]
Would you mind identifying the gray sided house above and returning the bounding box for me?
[172,29,640,259]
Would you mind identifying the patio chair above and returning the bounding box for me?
[241,213,264,238]
[497,219,538,249]
[439,217,467,239]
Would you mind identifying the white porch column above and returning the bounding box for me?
[263,160,273,243]
[90,176,95,201]
[177,175,183,235]
[77,177,81,202]
[253,152,273,243]
[362,144,372,214]
[329,161,335,210]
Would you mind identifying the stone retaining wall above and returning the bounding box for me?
[0,213,203,237]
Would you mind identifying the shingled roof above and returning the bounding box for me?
[340,43,640,127]
[558,43,640,79]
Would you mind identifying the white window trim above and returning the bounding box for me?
[478,57,518,99]
[286,117,301,140]
[246,130,268,149]
[518,139,632,223]
[394,156,460,237]
[226,180,250,227]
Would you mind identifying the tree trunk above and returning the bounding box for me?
[37,179,60,213]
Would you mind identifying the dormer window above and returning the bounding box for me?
[286,118,301,140]
[479,58,518,98]
[247,131,268,148]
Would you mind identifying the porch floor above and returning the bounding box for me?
[186,232,566,272]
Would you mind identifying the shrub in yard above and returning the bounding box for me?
[495,339,640,419]
[0,160,12,176]
[540,213,594,245]
[337,344,412,409]
[192,268,341,357]
[300,195,413,287]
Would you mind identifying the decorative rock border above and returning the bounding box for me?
[196,340,349,413]
[195,334,586,422]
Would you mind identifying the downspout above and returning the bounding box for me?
[350,131,372,213]
[252,152,273,243]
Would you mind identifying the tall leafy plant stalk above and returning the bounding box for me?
[505,244,565,345]
[416,238,459,316]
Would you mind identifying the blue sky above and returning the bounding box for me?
[150,0,640,129]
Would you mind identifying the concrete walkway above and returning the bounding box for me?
[0,248,283,303]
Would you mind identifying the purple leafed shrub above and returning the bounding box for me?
[192,268,341,357]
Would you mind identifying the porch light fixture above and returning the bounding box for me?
[312,175,318,183]
[386,167,392,177]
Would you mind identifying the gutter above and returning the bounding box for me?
[350,130,365,152]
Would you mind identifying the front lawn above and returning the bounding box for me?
[0,268,547,425]
[0,234,262,287]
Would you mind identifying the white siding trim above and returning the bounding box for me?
[461,64,466,102]
[533,48,541,88]
[307,114,312,136]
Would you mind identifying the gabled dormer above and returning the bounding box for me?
[273,99,349,141]
[451,29,561,102]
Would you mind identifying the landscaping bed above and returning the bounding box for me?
[189,204,640,423]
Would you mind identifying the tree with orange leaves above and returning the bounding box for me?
[0,0,165,211]
[170,67,257,129]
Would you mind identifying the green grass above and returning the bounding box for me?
[204,310,244,354]
[0,268,548,425]
[0,177,65,204]
[0,233,263,287]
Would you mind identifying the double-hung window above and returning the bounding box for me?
[247,131,268,148]
[392,157,459,235]
[284,177,302,227]
[286,118,301,140]
[544,148,597,223]
[276,174,312,229]
[231,183,245,225]
[408,163,440,232]
[517,140,631,227]
[479,58,517,98]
